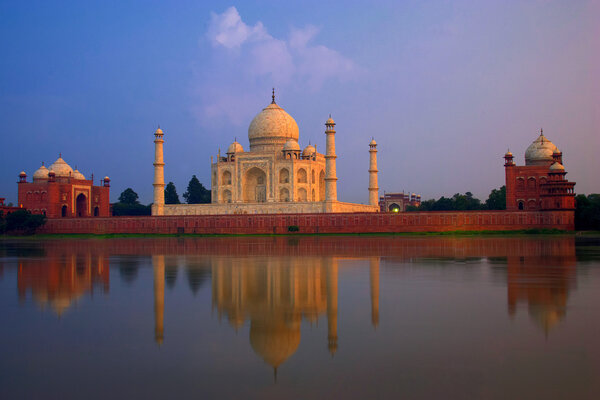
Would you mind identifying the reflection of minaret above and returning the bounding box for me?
[153,255,165,345]
[326,258,338,356]
[370,257,379,328]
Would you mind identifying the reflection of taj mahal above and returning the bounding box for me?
[152,91,380,215]
[152,254,380,372]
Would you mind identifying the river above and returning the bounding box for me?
[1,235,599,399]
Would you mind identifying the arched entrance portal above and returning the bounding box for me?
[389,203,401,212]
[319,171,325,201]
[76,193,87,217]
[244,167,267,203]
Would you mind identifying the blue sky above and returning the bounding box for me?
[1,0,598,205]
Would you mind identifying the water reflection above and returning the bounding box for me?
[1,236,583,365]
[16,243,109,316]
[210,256,346,373]
[505,239,576,334]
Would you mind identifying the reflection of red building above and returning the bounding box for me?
[506,239,576,334]
[17,249,110,316]
[17,155,110,218]
[504,130,575,211]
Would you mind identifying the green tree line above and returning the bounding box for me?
[575,194,600,230]
[406,186,506,212]
[112,176,211,216]
[0,209,46,234]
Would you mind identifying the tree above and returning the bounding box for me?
[575,194,600,230]
[113,188,150,216]
[407,192,485,212]
[164,182,180,204]
[183,175,211,204]
[485,186,506,210]
[1,209,46,234]
[119,188,140,205]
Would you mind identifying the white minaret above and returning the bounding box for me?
[325,116,338,202]
[368,138,379,207]
[152,126,165,216]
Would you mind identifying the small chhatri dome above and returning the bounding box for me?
[227,140,244,154]
[505,148,513,157]
[283,139,300,151]
[104,176,110,181]
[248,91,299,152]
[48,170,56,176]
[326,115,335,125]
[33,164,49,181]
[155,126,163,135]
[549,162,565,171]
[73,169,85,180]
[49,156,74,177]
[302,144,316,156]
[553,147,561,155]
[524,130,558,166]
[369,138,377,146]
[19,171,27,177]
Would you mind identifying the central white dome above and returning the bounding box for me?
[248,102,299,152]
[49,156,74,177]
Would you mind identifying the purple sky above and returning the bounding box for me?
[1,0,598,205]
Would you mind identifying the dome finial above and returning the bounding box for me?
[272,88,276,104]
[59,152,62,158]
[540,127,543,136]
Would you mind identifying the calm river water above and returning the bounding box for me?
[1,235,599,399]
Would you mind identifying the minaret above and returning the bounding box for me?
[153,255,165,346]
[324,116,338,203]
[152,126,165,216]
[369,257,380,328]
[504,149,516,210]
[326,258,338,356]
[368,138,379,207]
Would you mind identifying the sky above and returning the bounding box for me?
[1,0,598,205]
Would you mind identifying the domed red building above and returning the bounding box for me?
[504,130,575,211]
[17,155,110,218]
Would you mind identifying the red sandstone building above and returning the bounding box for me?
[379,192,421,212]
[504,130,575,211]
[0,197,20,216]
[17,155,111,218]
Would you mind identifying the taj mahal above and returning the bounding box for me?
[151,90,380,216]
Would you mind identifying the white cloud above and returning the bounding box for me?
[197,6,360,125]
[207,6,267,48]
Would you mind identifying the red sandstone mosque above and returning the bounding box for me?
[17,155,111,218]
[504,129,575,211]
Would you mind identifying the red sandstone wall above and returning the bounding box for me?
[506,165,552,211]
[37,210,575,235]
[91,186,110,217]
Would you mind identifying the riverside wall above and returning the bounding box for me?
[37,210,574,235]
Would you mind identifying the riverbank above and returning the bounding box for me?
[33,210,575,236]
[2,228,588,240]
